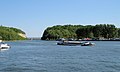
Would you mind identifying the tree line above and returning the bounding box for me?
[41,24,120,40]
[0,26,26,40]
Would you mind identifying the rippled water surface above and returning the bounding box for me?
[0,40,120,72]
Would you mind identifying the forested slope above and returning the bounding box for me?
[41,24,120,40]
[0,26,27,40]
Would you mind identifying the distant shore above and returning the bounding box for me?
[80,38,120,41]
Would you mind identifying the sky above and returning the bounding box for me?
[0,0,120,37]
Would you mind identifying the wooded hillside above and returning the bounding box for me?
[41,24,120,40]
[0,26,27,40]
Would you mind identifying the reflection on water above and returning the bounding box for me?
[0,40,120,72]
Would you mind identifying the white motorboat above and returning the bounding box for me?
[0,42,10,50]
[81,42,95,46]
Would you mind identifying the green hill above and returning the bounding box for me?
[41,24,120,40]
[0,26,27,40]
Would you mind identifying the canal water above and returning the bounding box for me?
[0,40,120,72]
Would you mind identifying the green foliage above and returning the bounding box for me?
[41,25,83,40]
[42,24,120,40]
[93,24,118,38]
[0,26,26,40]
[76,24,118,39]
[118,28,120,37]
[10,27,25,34]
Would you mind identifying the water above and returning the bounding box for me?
[0,40,120,72]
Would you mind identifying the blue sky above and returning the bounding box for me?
[0,0,120,37]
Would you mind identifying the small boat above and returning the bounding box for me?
[0,42,10,50]
[57,40,82,46]
[81,42,95,46]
